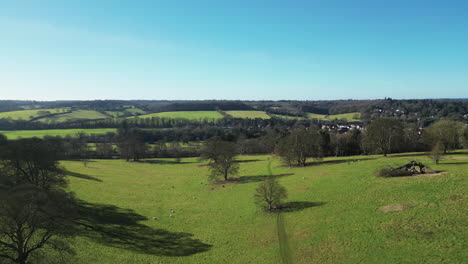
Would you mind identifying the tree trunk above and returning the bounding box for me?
[18,257,27,264]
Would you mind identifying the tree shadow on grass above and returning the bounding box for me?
[66,159,97,163]
[136,159,197,165]
[302,157,375,167]
[63,170,102,182]
[388,153,427,158]
[388,151,468,158]
[439,162,468,165]
[234,173,294,183]
[235,159,262,163]
[281,201,326,212]
[76,201,212,256]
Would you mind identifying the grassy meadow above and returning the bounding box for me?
[307,112,361,122]
[225,111,271,119]
[60,151,467,263]
[132,111,224,120]
[0,128,116,139]
[36,110,109,123]
[0,108,70,120]
[105,108,146,117]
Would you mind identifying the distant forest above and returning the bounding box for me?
[1,98,467,123]
[0,99,466,160]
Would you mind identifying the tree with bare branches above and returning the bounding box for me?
[200,138,239,181]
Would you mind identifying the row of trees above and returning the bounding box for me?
[5,118,464,162]
[271,118,466,167]
[363,119,466,157]
[0,118,465,164]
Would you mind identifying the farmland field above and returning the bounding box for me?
[130,111,224,120]
[36,110,109,123]
[105,107,145,117]
[307,112,361,122]
[225,111,271,119]
[0,128,116,139]
[0,108,70,120]
[61,151,467,263]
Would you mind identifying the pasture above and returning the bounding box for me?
[36,110,109,123]
[132,111,224,120]
[0,128,116,139]
[61,152,467,263]
[105,107,145,117]
[225,111,271,119]
[0,108,70,120]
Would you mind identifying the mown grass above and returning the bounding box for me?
[307,112,361,122]
[0,128,116,139]
[130,111,224,120]
[0,108,70,120]
[225,111,271,119]
[60,151,467,263]
[36,110,109,123]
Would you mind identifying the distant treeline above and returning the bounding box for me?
[147,101,253,112]
[256,98,468,124]
[0,115,347,130]
[0,99,466,128]
[4,118,464,160]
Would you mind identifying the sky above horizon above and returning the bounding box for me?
[0,0,467,101]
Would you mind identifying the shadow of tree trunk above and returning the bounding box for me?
[76,201,212,256]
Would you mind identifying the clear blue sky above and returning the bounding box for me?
[0,0,467,100]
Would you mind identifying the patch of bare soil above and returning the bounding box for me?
[411,171,447,178]
[378,204,412,213]
[397,171,447,178]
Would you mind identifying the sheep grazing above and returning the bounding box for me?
[152,217,157,220]
[170,209,175,213]
[169,214,174,218]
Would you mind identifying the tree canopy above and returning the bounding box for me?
[201,138,239,181]
[363,117,404,156]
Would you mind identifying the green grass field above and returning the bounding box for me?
[0,108,70,120]
[130,111,224,120]
[307,112,361,122]
[36,110,109,123]
[105,108,146,117]
[60,151,467,263]
[225,111,271,119]
[0,128,116,139]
